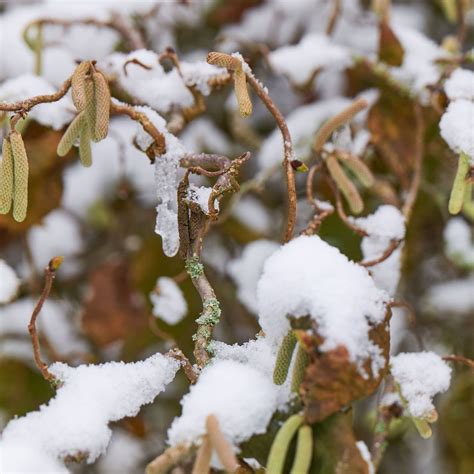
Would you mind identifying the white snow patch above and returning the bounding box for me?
[0,260,20,304]
[150,277,187,325]
[445,68,474,101]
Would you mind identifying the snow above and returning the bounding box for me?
[444,68,474,101]
[444,218,474,267]
[100,50,226,114]
[96,429,145,474]
[150,277,187,325]
[356,441,375,474]
[390,25,444,95]
[0,260,20,304]
[269,33,351,86]
[258,98,350,169]
[257,235,390,375]
[0,74,74,130]
[167,359,279,447]
[1,353,179,468]
[390,351,451,419]
[425,276,474,315]
[354,205,406,295]
[227,240,279,314]
[186,184,217,216]
[440,100,474,163]
[179,118,231,156]
[0,298,85,359]
[231,196,274,234]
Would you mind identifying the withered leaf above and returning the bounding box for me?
[299,309,391,424]
[81,258,148,347]
[379,20,404,67]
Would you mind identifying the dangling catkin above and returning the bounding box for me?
[339,155,375,188]
[273,331,297,385]
[290,426,313,474]
[92,71,110,141]
[0,138,14,214]
[206,52,241,70]
[448,152,469,215]
[84,77,96,138]
[57,112,86,157]
[79,124,93,168]
[71,61,91,111]
[10,132,29,222]
[326,155,364,214]
[233,68,252,118]
[291,343,310,393]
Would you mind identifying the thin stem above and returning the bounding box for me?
[360,239,402,267]
[326,0,341,35]
[443,354,474,370]
[146,443,194,474]
[28,256,63,382]
[166,348,199,384]
[245,70,297,243]
[205,415,238,472]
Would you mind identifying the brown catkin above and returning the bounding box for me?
[207,52,241,70]
[340,155,375,188]
[0,138,14,214]
[233,68,252,118]
[326,155,364,214]
[71,61,91,111]
[291,343,310,393]
[10,132,29,222]
[79,123,93,168]
[92,71,110,141]
[273,331,297,385]
[205,415,238,473]
[191,435,212,474]
[57,112,87,157]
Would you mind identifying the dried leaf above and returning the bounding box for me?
[379,20,404,67]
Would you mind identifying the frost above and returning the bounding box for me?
[227,240,279,314]
[0,74,74,130]
[440,100,474,163]
[0,260,20,304]
[354,205,406,295]
[444,217,474,267]
[390,351,451,419]
[257,235,389,375]
[167,359,279,447]
[444,68,474,101]
[269,33,351,86]
[1,353,179,468]
[150,277,188,325]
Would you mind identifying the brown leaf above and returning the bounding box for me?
[81,258,148,347]
[379,20,404,67]
[300,309,391,424]
[312,411,371,474]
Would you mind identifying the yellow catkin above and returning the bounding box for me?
[84,77,96,137]
[326,155,364,214]
[0,138,14,214]
[10,132,29,222]
[207,52,241,71]
[313,98,369,153]
[205,415,238,472]
[413,418,432,439]
[291,343,310,393]
[273,331,297,385]
[448,152,469,215]
[57,112,87,157]
[233,68,253,118]
[71,61,91,111]
[267,415,304,474]
[79,123,93,168]
[290,426,313,474]
[191,435,212,474]
[92,71,111,142]
[339,155,375,188]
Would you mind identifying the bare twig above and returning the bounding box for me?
[192,435,212,474]
[28,256,63,383]
[167,348,199,384]
[326,0,341,35]
[443,354,474,370]
[146,443,194,474]
[360,239,403,267]
[402,103,425,220]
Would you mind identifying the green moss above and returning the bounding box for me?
[195,298,221,325]
[185,256,204,279]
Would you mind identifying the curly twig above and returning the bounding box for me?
[360,239,403,267]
